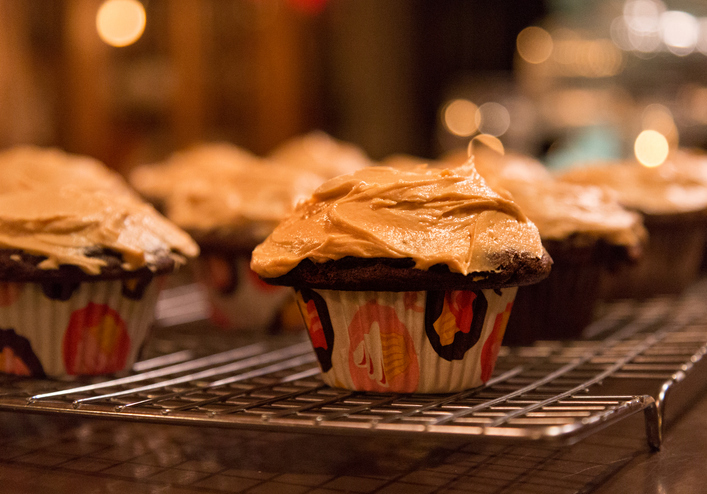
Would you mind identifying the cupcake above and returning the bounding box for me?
[471,151,646,343]
[0,148,198,377]
[251,163,552,393]
[559,159,707,298]
[130,143,325,331]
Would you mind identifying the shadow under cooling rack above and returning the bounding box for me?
[2,282,707,451]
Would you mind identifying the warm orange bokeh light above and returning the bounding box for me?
[475,102,510,137]
[443,99,479,137]
[96,0,146,47]
[635,130,669,168]
[516,26,553,64]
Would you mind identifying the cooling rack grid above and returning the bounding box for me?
[2,281,707,451]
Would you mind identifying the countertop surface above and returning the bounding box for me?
[0,380,705,494]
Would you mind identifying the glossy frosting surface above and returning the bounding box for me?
[251,163,546,278]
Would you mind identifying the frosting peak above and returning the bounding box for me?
[251,164,546,278]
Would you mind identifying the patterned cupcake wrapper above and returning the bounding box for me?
[294,287,517,394]
[0,278,161,377]
[194,256,292,331]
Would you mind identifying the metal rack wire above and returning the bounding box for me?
[1,282,707,451]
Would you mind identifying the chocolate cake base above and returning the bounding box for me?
[260,251,553,292]
[0,249,181,283]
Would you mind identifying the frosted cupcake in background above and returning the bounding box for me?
[130,143,326,331]
[469,148,646,343]
[0,147,198,377]
[559,157,707,298]
[251,163,551,393]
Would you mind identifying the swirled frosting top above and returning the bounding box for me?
[0,147,198,274]
[251,163,546,278]
[559,161,707,215]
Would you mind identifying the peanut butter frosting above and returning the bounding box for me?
[164,160,323,239]
[130,143,324,243]
[251,163,547,279]
[0,185,199,275]
[129,143,260,202]
[498,179,646,247]
[269,131,372,179]
[471,152,645,247]
[559,161,707,215]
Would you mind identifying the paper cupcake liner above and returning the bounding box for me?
[194,255,292,331]
[0,278,161,377]
[294,287,517,393]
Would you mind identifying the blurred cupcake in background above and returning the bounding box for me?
[130,142,324,331]
[464,145,646,344]
[0,147,198,377]
[559,156,707,298]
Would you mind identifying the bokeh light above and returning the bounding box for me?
[554,30,623,77]
[622,0,665,53]
[660,10,698,56]
[634,130,669,167]
[442,99,479,137]
[623,0,665,34]
[475,102,511,137]
[96,0,146,48]
[697,18,707,55]
[516,26,553,64]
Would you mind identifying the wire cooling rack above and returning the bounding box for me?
[1,282,707,451]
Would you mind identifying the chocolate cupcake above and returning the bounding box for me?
[0,149,198,377]
[470,151,646,343]
[560,159,707,298]
[251,163,552,393]
[130,143,324,331]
